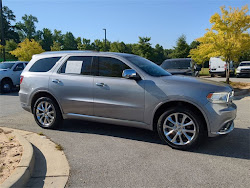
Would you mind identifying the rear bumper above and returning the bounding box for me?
[19,91,32,113]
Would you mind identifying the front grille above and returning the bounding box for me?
[240,69,250,73]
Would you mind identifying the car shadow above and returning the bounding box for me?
[58,119,249,160]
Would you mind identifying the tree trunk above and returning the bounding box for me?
[226,61,230,84]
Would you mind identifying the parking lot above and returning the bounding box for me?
[0,88,249,188]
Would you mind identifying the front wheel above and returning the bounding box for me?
[157,107,206,150]
[33,97,62,129]
[0,79,13,93]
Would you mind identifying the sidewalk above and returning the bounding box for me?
[0,127,70,188]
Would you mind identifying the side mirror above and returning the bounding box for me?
[122,69,140,80]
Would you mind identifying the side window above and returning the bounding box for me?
[29,57,61,72]
[14,63,24,71]
[60,56,92,75]
[98,57,130,77]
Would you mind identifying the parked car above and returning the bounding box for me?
[161,58,201,77]
[209,57,235,77]
[236,61,250,78]
[0,61,28,93]
[19,51,236,150]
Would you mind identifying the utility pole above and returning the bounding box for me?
[103,28,106,51]
[0,0,5,61]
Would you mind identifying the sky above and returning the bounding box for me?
[4,0,249,49]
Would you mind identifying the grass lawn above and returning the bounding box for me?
[199,68,210,76]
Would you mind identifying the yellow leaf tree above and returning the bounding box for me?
[10,39,45,61]
[190,5,250,83]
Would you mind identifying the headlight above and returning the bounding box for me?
[236,68,240,73]
[207,92,232,103]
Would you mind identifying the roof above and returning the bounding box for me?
[1,61,28,63]
[240,61,250,63]
[40,50,136,58]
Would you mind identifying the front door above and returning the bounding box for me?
[93,56,145,122]
[49,56,94,115]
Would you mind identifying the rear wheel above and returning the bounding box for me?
[33,97,62,129]
[157,107,206,150]
[0,79,13,93]
[210,74,215,77]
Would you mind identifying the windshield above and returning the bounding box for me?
[0,63,15,69]
[239,63,250,66]
[125,56,171,77]
[161,60,191,69]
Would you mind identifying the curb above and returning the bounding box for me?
[0,128,35,188]
[234,89,249,96]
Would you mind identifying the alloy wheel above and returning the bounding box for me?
[163,113,197,145]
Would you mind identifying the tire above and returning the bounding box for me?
[210,74,215,77]
[236,74,240,78]
[0,79,13,93]
[157,107,206,150]
[33,97,62,129]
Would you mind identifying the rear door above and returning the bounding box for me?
[93,56,145,122]
[49,56,94,115]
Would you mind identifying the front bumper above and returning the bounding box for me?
[205,102,237,137]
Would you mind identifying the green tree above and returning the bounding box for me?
[152,44,165,64]
[50,41,61,51]
[4,39,18,59]
[0,6,19,43]
[137,37,154,60]
[110,41,127,53]
[41,28,53,51]
[53,29,64,45]
[10,39,44,61]
[170,35,190,58]
[189,5,250,83]
[16,14,38,40]
[63,32,77,50]
[189,40,200,49]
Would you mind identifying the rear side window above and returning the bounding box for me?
[97,57,130,77]
[29,57,61,72]
[60,56,92,75]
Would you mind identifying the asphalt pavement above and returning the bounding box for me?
[0,92,249,187]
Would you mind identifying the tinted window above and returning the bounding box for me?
[239,63,250,66]
[97,57,130,77]
[125,56,171,77]
[60,56,92,75]
[29,57,61,72]
[161,60,191,69]
[0,63,15,69]
[14,63,24,71]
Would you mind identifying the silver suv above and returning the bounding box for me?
[19,51,237,150]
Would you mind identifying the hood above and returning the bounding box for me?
[237,66,250,69]
[161,75,232,93]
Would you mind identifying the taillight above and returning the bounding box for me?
[224,64,227,70]
[20,76,24,84]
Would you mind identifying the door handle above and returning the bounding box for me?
[52,79,61,84]
[96,83,106,87]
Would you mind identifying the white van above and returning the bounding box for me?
[209,57,235,77]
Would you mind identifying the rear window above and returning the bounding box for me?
[60,56,92,75]
[29,57,61,72]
